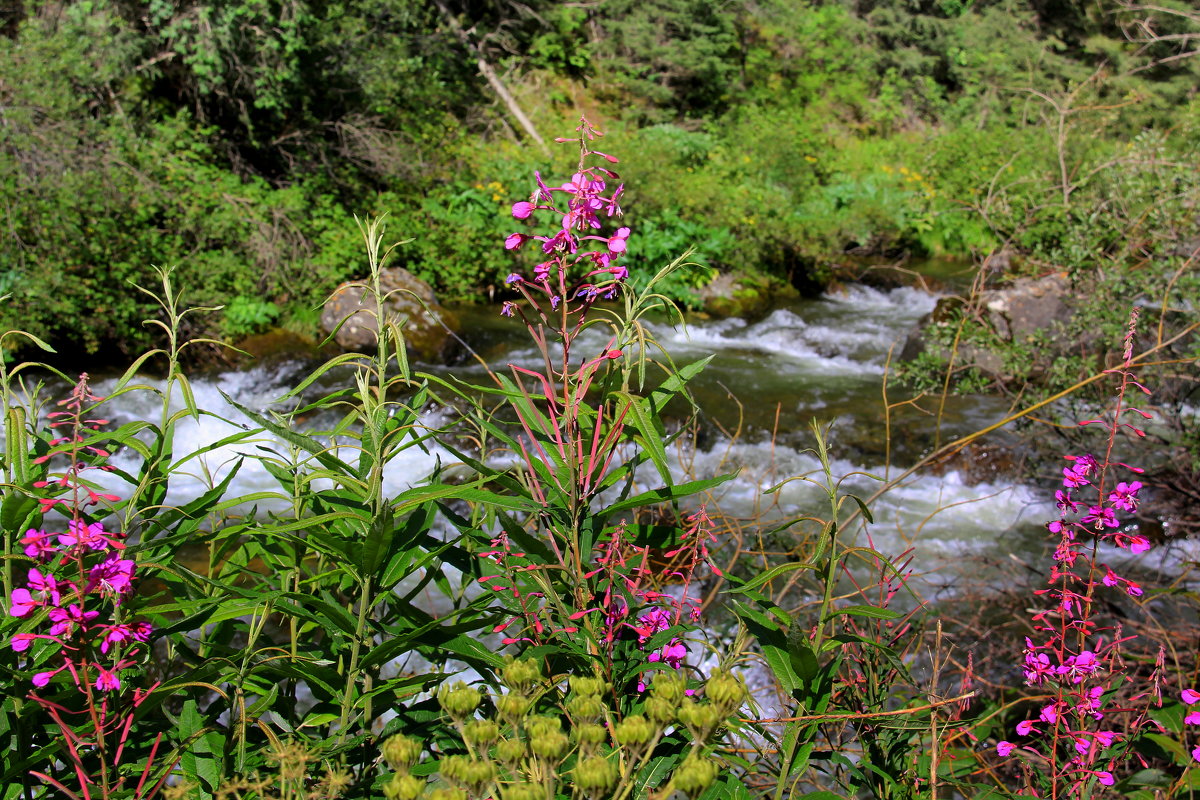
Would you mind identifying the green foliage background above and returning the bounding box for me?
[1,0,1197,358]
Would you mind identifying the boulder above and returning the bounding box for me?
[319,268,460,362]
[900,272,1074,380]
[697,271,799,319]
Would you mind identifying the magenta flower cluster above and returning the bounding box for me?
[479,508,721,691]
[500,117,630,317]
[994,328,1200,789]
[5,375,151,693]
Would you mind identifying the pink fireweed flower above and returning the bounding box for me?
[1081,504,1119,529]
[59,519,119,551]
[48,604,99,637]
[505,232,528,250]
[1108,481,1142,511]
[1185,712,1200,725]
[88,555,136,598]
[94,666,121,691]
[648,641,687,670]
[1016,720,1037,735]
[1062,467,1090,488]
[20,529,57,561]
[1194,745,1200,763]
[9,587,38,617]
[1182,689,1200,705]
[1055,490,1082,513]
[997,741,1016,757]
[11,633,37,651]
[512,201,535,219]
[32,666,65,687]
[607,227,630,254]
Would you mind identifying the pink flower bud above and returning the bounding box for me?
[512,201,535,219]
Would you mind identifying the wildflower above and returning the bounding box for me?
[505,233,528,250]
[607,226,631,254]
[94,667,121,691]
[21,529,57,561]
[1182,689,1200,705]
[512,201,535,219]
[8,587,38,617]
[997,741,1016,756]
[505,273,523,284]
[1185,712,1200,725]
[1108,481,1142,511]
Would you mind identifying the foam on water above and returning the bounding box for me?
[88,364,452,515]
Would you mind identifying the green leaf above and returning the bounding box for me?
[823,604,902,623]
[725,560,820,595]
[600,472,738,517]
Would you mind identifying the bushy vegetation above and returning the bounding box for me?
[1,0,1197,357]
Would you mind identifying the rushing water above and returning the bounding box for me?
[52,282,1187,601]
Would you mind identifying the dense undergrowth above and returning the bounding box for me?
[2,0,1198,365]
[2,120,1198,799]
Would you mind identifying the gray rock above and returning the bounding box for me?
[901,272,1074,381]
[319,268,460,362]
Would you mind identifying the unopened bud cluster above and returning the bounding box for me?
[377,658,748,799]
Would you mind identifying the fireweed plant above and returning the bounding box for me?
[6,374,164,799]
[426,118,748,791]
[991,313,1200,797]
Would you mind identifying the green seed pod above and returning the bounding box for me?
[500,783,541,800]
[502,658,543,690]
[613,714,653,747]
[381,735,422,770]
[496,737,527,764]
[645,696,675,725]
[566,693,604,720]
[650,672,687,704]
[529,729,569,760]
[568,675,604,696]
[462,758,498,790]
[573,755,618,792]
[679,701,722,737]
[495,692,532,720]
[673,753,719,795]
[705,671,748,712]
[572,722,607,746]
[463,718,501,747]
[429,789,468,800]
[438,682,482,720]
[523,715,562,739]
[383,774,424,800]
[438,754,469,782]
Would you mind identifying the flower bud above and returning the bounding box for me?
[705,671,747,712]
[382,735,422,770]
[567,693,604,720]
[464,718,501,747]
[383,774,424,800]
[430,789,467,800]
[502,657,543,690]
[438,682,482,720]
[496,737,527,764]
[613,714,654,747]
[573,722,607,746]
[496,692,532,720]
[673,753,719,795]
[569,675,605,696]
[573,755,618,791]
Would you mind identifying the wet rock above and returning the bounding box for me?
[697,271,798,319]
[319,268,461,362]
